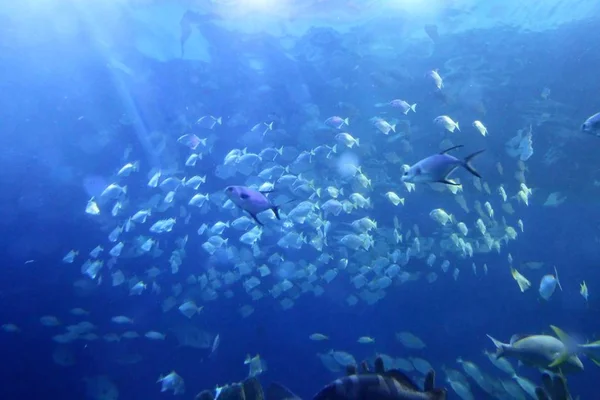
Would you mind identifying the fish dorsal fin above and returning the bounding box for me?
[439,145,464,154]
[374,357,385,374]
[384,370,420,392]
[424,370,435,392]
[346,364,357,376]
[510,334,529,345]
[265,383,302,400]
[359,361,370,374]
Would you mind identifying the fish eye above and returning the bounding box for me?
[240,193,250,199]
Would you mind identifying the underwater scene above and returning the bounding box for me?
[1,0,600,399]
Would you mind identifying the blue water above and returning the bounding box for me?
[1,1,600,399]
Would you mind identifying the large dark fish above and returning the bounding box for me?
[224,186,281,226]
[581,112,600,137]
[401,145,484,185]
[311,373,446,400]
[267,357,446,400]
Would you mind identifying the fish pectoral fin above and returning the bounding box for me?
[437,179,460,186]
[247,212,263,226]
[271,206,281,220]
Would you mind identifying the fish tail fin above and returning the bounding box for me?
[462,150,485,178]
[391,124,396,132]
[410,103,417,113]
[554,266,563,291]
[455,121,460,131]
[344,117,350,126]
[355,138,360,147]
[486,334,506,358]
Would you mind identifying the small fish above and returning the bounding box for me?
[224,186,281,226]
[117,161,139,177]
[357,336,375,344]
[309,333,329,341]
[211,334,220,355]
[145,331,166,340]
[177,134,203,150]
[157,371,185,395]
[372,117,396,135]
[580,281,589,301]
[426,69,443,90]
[62,250,78,264]
[85,197,100,215]
[511,268,531,292]
[472,120,488,136]
[111,316,133,324]
[401,145,484,185]
[335,132,360,148]
[434,115,460,132]
[389,99,417,114]
[581,112,600,137]
[196,115,222,130]
[538,266,562,300]
[324,116,349,129]
[100,183,127,199]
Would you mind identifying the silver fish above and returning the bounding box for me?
[402,145,484,185]
[224,186,280,226]
[581,112,600,137]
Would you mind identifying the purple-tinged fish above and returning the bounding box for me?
[177,134,202,150]
[325,116,349,130]
[225,186,280,225]
[389,99,417,115]
[402,145,484,185]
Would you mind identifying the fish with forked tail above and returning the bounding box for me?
[401,145,485,186]
[224,186,281,226]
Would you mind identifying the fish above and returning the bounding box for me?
[580,281,589,301]
[426,70,443,90]
[548,325,600,369]
[486,332,584,373]
[224,186,281,226]
[267,356,446,400]
[581,112,600,137]
[534,372,572,400]
[538,266,562,300]
[401,145,485,185]
[312,374,446,400]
